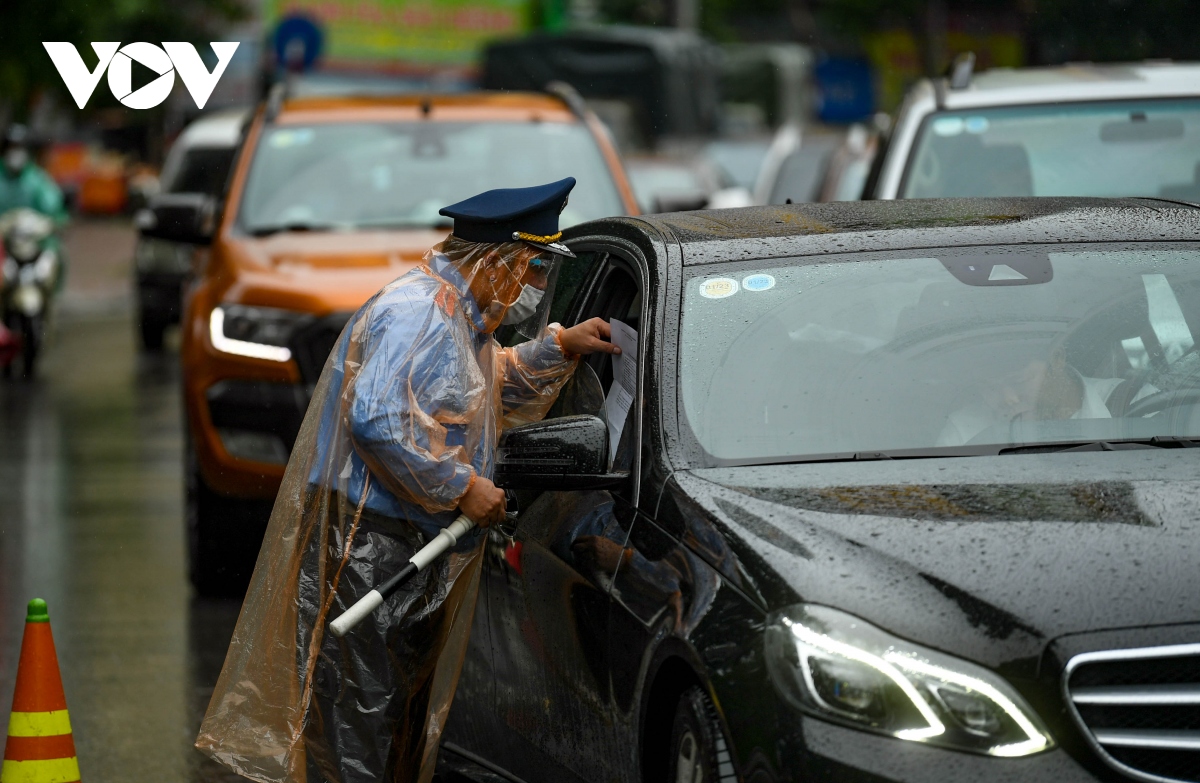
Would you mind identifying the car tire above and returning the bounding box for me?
[139,314,167,352]
[186,448,272,598]
[667,687,734,783]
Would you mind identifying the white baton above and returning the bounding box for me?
[329,514,476,638]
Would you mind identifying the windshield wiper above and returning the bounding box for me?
[711,437,1200,468]
[248,222,335,237]
[720,447,989,468]
[999,436,1200,455]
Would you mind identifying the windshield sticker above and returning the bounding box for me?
[932,117,965,137]
[742,273,776,292]
[965,116,990,134]
[699,278,739,299]
[269,128,315,148]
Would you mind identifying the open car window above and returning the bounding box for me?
[581,260,641,396]
[540,253,643,471]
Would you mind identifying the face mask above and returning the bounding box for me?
[501,284,544,325]
[4,148,28,174]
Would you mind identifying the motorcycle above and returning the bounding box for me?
[0,209,60,378]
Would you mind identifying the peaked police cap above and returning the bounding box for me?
[439,177,576,257]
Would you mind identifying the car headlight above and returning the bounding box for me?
[9,236,41,263]
[209,304,312,362]
[765,604,1053,757]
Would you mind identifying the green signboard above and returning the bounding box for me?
[268,0,531,67]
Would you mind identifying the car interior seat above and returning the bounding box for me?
[1159,162,1200,202]
[928,135,1034,197]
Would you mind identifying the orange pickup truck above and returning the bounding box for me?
[142,90,637,595]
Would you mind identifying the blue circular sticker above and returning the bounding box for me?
[742,273,776,292]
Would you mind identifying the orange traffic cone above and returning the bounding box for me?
[1,599,80,783]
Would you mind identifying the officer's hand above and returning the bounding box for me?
[459,476,505,528]
[558,318,621,357]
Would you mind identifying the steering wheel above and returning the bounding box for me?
[1124,388,1200,418]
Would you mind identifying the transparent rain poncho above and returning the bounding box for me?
[196,237,579,783]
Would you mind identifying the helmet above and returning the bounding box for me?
[2,125,31,174]
[3,124,29,148]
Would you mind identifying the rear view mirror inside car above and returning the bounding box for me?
[938,252,1053,286]
[1100,114,1185,143]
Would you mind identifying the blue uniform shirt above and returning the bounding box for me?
[308,253,571,543]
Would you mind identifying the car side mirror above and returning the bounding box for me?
[494,415,629,491]
[136,193,215,245]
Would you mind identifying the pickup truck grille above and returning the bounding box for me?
[289,312,353,387]
[1065,643,1200,783]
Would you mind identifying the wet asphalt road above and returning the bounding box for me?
[0,219,244,782]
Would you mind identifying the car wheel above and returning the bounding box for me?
[186,446,271,598]
[667,687,734,783]
[139,313,167,352]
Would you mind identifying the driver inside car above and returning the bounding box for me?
[937,349,1157,446]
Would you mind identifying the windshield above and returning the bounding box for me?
[237,121,625,233]
[165,147,236,196]
[679,246,1200,465]
[628,163,709,211]
[901,100,1200,199]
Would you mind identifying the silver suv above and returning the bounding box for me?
[868,59,1200,202]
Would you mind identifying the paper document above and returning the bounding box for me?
[603,319,639,464]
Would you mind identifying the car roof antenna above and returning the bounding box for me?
[948,52,976,90]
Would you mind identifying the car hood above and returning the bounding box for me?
[681,449,1200,669]
[221,229,447,312]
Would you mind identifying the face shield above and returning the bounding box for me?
[503,254,562,339]
[432,238,563,336]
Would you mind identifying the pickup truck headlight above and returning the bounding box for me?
[209,304,312,363]
[765,604,1053,757]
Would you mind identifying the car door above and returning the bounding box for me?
[483,249,648,783]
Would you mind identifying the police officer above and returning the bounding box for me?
[198,178,618,783]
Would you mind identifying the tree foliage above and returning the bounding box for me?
[1028,0,1200,63]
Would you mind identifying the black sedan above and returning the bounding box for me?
[438,198,1200,783]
